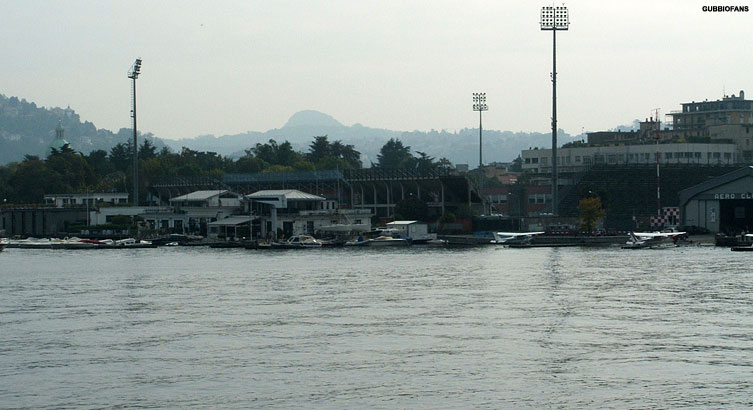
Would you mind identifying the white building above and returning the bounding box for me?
[246,189,372,239]
[521,142,739,175]
[45,192,130,208]
[384,220,432,241]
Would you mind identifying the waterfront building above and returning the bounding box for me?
[521,142,738,176]
[521,91,753,176]
[154,168,483,222]
[679,166,753,233]
[0,206,87,237]
[245,189,372,240]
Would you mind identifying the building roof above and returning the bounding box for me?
[171,190,233,202]
[207,216,253,226]
[386,220,420,226]
[44,192,129,198]
[678,166,753,207]
[246,190,325,201]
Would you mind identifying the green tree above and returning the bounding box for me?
[415,151,437,173]
[510,156,523,172]
[376,138,413,169]
[86,150,113,176]
[394,195,429,221]
[9,157,62,203]
[46,149,96,191]
[307,135,331,164]
[109,142,132,172]
[329,140,361,169]
[252,139,301,167]
[578,196,606,231]
[234,155,266,173]
[139,139,158,160]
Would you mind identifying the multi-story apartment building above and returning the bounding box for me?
[521,91,753,174]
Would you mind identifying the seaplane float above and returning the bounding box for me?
[621,231,686,249]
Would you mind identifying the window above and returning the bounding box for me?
[607,155,617,163]
[665,153,673,159]
[713,152,721,158]
[694,152,701,158]
[724,152,732,159]
[540,157,548,165]
[575,156,581,163]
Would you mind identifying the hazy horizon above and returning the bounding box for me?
[2,0,750,141]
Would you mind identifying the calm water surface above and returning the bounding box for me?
[1,245,752,408]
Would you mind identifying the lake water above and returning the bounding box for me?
[1,245,752,408]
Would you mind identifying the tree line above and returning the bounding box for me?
[0,135,453,204]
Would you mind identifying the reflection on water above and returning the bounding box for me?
[1,246,753,408]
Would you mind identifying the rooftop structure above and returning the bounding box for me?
[169,190,241,208]
[670,91,753,131]
[49,121,70,152]
[44,192,129,208]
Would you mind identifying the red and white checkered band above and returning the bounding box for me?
[650,216,667,224]
[662,207,680,217]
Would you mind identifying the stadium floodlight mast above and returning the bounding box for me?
[540,5,568,216]
[128,58,142,206]
[473,92,489,214]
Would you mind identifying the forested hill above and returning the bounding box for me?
[0,94,582,166]
[167,110,582,166]
[0,94,163,164]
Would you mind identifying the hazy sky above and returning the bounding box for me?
[2,0,750,140]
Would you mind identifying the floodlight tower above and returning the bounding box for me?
[540,5,568,216]
[128,58,142,206]
[473,92,489,214]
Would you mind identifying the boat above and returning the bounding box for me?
[365,235,410,247]
[731,245,753,252]
[0,238,8,252]
[12,237,99,249]
[343,237,371,247]
[107,238,157,248]
[270,235,323,249]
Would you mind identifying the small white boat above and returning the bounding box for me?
[271,235,323,249]
[366,236,410,247]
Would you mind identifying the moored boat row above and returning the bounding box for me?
[4,237,156,249]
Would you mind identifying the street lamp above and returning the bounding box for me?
[128,58,142,206]
[540,5,568,216]
[473,92,488,214]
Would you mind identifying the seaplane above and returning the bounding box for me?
[621,231,686,249]
[491,231,545,245]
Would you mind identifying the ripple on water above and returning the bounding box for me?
[1,245,751,408]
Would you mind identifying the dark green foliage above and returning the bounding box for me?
[0,134,450,204]
[377,138,413,169]
[394,196,429,221]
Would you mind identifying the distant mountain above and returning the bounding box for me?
[0,93,581,166]
[167,110,581,166]
[0,94,164,164]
